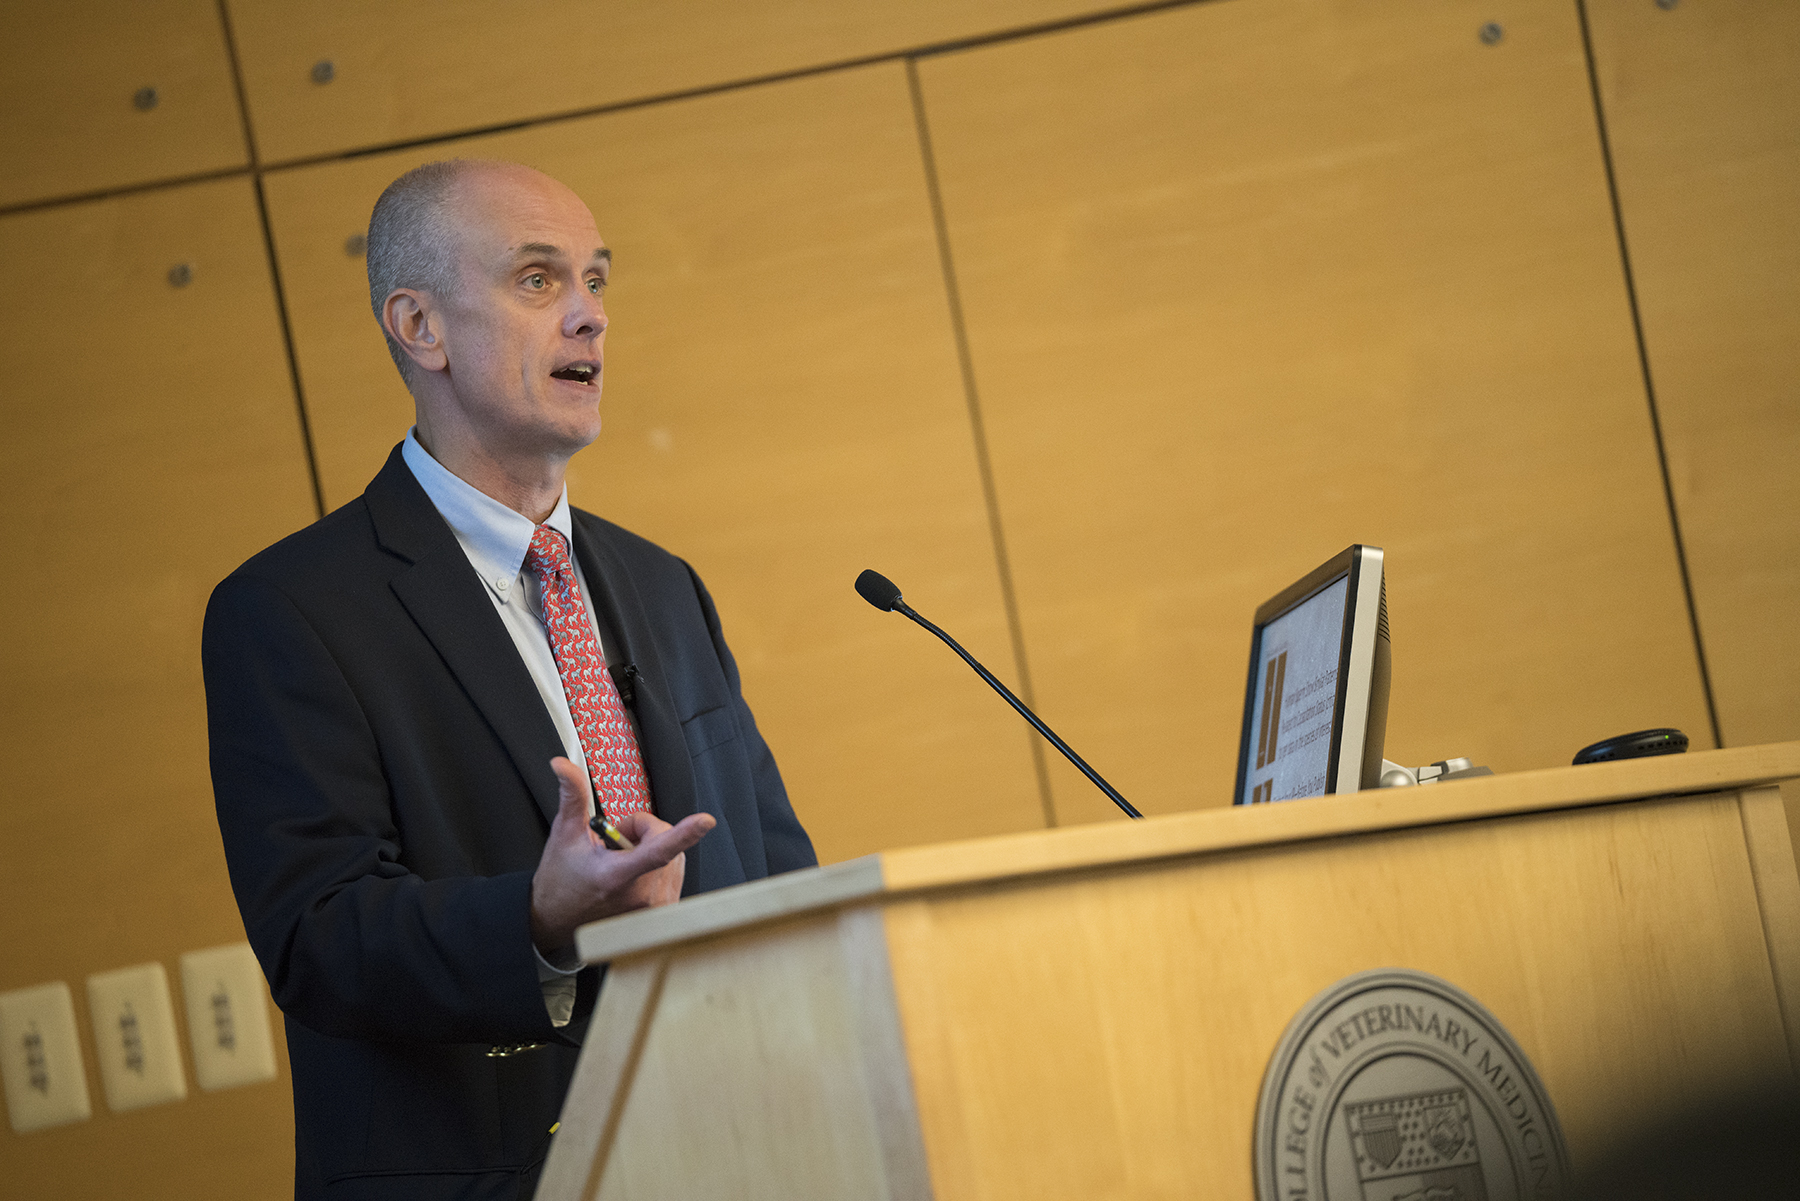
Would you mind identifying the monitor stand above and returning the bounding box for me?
[1377,757,1494,788]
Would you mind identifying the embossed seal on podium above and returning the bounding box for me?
[1254,969,1569,1201]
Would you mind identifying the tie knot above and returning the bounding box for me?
[527,525,571,574]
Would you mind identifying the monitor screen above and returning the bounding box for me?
[1238,574,1348,804]
[1233,544,1390,805]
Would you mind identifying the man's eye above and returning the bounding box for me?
[587,278,605,294]
[525,274,547,289]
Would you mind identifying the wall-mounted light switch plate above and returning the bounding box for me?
[179,943,277,1091]
[85,963,188,1112]
[0,982,93,1133]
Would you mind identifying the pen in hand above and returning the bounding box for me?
[588,814,636,851]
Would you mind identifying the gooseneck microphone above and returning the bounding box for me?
[855,569,1142,820]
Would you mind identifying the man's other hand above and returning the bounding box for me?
[529,756,716,955]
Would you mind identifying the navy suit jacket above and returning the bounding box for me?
[202,445,815,1200]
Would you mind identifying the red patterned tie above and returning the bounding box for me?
[525,526,652,823]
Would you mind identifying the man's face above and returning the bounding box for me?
[433,165,611,463]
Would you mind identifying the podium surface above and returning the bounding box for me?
[539,743,1800,1200]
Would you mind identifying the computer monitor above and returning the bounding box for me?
[1233,545,1390,804]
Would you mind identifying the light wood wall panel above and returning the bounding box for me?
[1587,0,1800,749]
[225,0,1145,165]
[0,178,313,1196]
[0,0,247,208]
[918,0,1714,825]
[260,63,1045,864]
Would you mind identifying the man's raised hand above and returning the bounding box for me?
[528,756,716,955]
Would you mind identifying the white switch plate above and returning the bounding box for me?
[0,982,93,1133]
[179,943,277,1091]
[86,963,188,1112]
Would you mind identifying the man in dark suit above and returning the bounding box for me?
[203,159,815,1200]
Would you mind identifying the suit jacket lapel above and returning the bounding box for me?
[363,446,565,828]
[568,515,701,827]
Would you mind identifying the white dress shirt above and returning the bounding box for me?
[402,429,618,1025]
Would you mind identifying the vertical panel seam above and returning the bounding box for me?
[248,176,328,519]
[905,58,1058,828]
[1575,0,1723,748]
[212,0,262,166]
[216,0,327,521]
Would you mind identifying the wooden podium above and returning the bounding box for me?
[536,743,1800,1200]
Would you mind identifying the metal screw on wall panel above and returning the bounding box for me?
[1479,22,1505,45]
[168,264,193,288]
[311,59,335,84]
[133,86,159,111]
[344,234,367,257]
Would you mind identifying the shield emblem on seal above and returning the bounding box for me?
[1425,1104,1466,1161]
[1345,1090,1487,1201]
[1358,1110,1403,1169]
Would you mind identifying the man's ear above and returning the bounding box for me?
[382,289,449,374]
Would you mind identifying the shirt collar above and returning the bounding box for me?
[401,428,573,597]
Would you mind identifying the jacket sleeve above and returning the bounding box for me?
[685,564,818,876]
[201,572,558,1046]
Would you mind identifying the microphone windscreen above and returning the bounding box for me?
[855,569,903,612]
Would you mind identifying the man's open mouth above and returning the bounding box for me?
[550,363,599,385]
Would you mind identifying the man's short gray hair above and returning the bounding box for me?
[366,160,472,384]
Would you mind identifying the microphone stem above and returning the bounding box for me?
[895,601,1143,820]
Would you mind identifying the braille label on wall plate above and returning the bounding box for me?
[86,963,188,1113]
[179,943,277,1091]
[0,982,93,1133]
